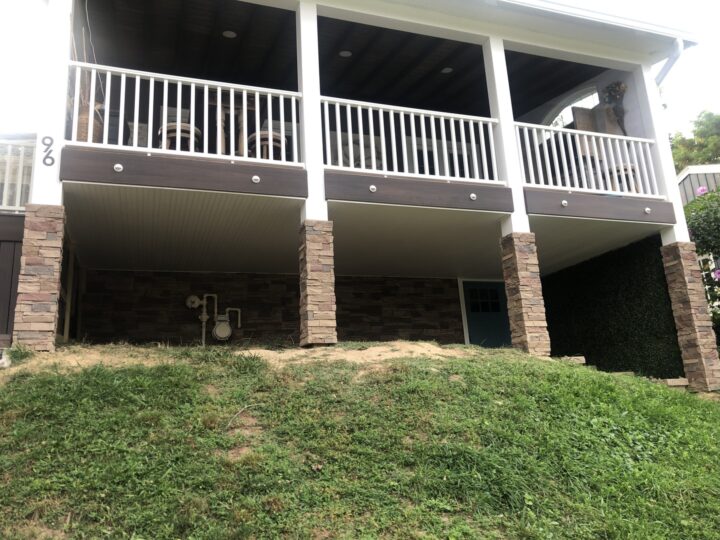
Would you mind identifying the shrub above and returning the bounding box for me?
[685,189,720,256]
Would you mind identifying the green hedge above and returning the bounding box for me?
[542,235,684,378]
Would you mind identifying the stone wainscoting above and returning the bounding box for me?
[336,276,464,343]
[79,270,465,345]
[13,205,65,352]
[661,242,720,392]
[299,220,337,346]
[500,232,551,357]
[81,271,300,344]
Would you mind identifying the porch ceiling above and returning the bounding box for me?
[80,0,607,118]
[329,201,507,279]
[531,215,666,275]
[63,182,303,273]
[79,0,299,92]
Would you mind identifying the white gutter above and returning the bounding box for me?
[655,38,685,86]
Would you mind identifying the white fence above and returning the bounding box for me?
[67,61,302,165]
[0,139,34,211]
[321,97,500,182]
[515,122,660,197]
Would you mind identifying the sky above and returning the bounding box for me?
[0,0,718,136]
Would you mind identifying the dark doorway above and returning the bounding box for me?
[463,281,511,348]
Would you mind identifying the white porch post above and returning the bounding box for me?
[29,0,74,206]
[632,63,690,244]
[482,36,530,235]
[296,1,328,221]
[484,37,550,356]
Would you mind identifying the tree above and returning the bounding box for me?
[672,111,720,172]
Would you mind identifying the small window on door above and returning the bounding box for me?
[468,287,501,313]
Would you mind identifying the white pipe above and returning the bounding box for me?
[226,308,242,328]
[655,38,684,86]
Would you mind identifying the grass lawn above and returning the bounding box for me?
[1,345,720,539]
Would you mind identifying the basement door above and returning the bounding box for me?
[462,281,511,348]
[0,240,22,347]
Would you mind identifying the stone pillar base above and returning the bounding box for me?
[501,232,551,357]
[13,204,65,352]
[299,220,337,346]
[661,242,720,392]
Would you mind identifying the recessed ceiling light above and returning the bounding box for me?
[441,67,454,74]
[222,30,237,39]
[339,50,353,58]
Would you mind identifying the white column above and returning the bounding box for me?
[632,64,690,244]
[296,1,328,221]
[29,0,74,206]
[483,36,530,235]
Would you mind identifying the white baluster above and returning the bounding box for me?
[133,75,141,147]
[71,66,81,141]
[118,73,126,146]
[147,78,155,149]
[102,71,111,145]
[323,100,331,165]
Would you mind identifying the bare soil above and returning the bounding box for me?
[0,341,475,386]
[243,341,474,368]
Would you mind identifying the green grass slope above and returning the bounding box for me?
[1,347,719,539]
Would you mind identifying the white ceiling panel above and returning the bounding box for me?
[63,182,304,273]
[329,201,507,279]
[531,215,665,274]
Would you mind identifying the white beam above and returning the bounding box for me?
[30,0,73,206]
[296,1,328,221]
[483,36,530,235]
[631,64,690,244]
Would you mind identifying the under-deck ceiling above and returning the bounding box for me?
[79,0,607,117]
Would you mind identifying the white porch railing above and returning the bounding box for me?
[0,139,34,212]
[321,96,500,183]
[515,122,660,198]
[67,61,303,165]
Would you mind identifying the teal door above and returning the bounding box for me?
[463,282,511,348]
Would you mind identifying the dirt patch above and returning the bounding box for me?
[228,412,262,437]
[227,446,252,461]
[204,384,220,398]
[3,524,67,539]
[243,341,473,368]
[223,411,262,462]
[0,341,475,387]
[0,345,169,385]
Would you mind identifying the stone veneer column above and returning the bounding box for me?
[661,242,720,392]
[299,220,337,346]
[500,232,551,357]
[13,204,65,352]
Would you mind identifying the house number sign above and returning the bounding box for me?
[41,136,55,167]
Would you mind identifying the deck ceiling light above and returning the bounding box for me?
[222,30,237,39]
[441,67,454,74]
[339,50,353,58]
